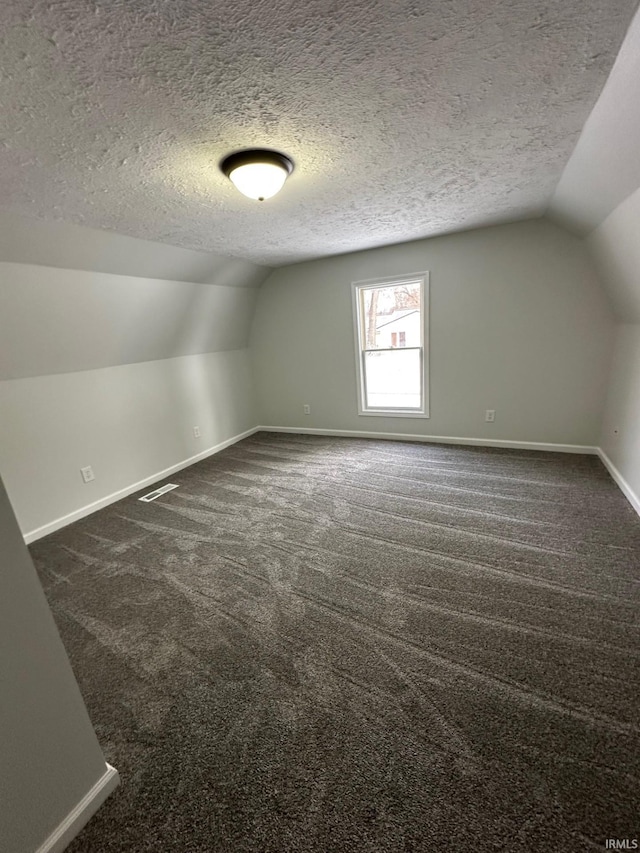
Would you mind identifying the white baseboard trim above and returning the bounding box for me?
[35,763,120,853]
[25,427,631,543]
[24,426,260,544]
[597,448,640,518]
[257,426,598,455]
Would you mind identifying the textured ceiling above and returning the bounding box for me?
[0,0,637,266]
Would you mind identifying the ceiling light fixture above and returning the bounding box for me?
[220,149,294,201]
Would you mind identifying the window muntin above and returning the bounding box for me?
[352,274,429,417]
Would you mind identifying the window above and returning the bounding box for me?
[352,273,429,417]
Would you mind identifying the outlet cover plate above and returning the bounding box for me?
[80,466,95,483]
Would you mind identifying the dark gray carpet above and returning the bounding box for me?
[30,432,640,852]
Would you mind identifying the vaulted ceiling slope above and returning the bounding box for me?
[0,0,637,266]
[0,262,260,380]
[545,5,640,322]
[0,211,270,285]
[549,6,640,235]
[587,186,640,322]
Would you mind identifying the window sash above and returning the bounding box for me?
[361,348,423,411]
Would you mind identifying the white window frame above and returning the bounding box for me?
[351,272,430,418]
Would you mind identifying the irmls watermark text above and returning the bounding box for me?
[605,841,638,850]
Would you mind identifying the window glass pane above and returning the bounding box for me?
[364,348,421,409]
[362,281,421,350]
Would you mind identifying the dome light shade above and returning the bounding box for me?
[220,149,294,201]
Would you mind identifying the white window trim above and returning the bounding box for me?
[351,271,430,418]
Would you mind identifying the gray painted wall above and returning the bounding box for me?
[599,326,640,502]
[1,348,256,537]
[0,259,260,536]
[0,474,109,853]
[588,186,640,504]
[250,219,614,447]
[0,262,260,381]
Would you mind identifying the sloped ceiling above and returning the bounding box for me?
[587,187,640,322]
[0,263,259,380]
[0,0,637,266]
[0,210,269,285]
[545,5,640,322]
[549,6,640,235]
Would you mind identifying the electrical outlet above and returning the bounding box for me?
[485,409,496,423]
[80,466,94,484]
[193,426,201,438]
[303,404,311,415]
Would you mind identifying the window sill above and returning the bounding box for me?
[358,410,430,418]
